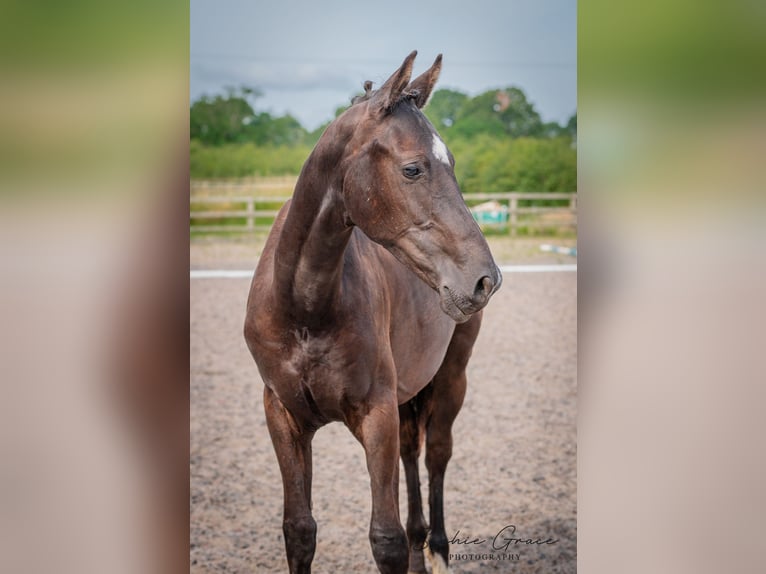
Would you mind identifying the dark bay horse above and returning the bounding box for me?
[244,51,501,574]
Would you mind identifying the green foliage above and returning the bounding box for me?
[449,135,576,194]
[424,89,469,129]
[190,139,312,178]
[250,113,307,146]
[565,113,577,138]
[436,87,544,140]
[190,86,309,147]
[190,91,256,145]
[425,87,576,192]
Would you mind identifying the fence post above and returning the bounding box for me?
[570,194,577,232]
[246,198,255,231]
[509,195,518,236]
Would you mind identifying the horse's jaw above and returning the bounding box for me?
[383,239,500,323]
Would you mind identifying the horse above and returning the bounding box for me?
[244,51,501,574]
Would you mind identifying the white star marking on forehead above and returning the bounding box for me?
[431,133,451,166]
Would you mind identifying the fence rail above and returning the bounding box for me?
[191,176,298,193]
[190,187,577,235]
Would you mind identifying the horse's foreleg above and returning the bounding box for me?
[424,315,479,574]
[350,397,409,574]
[399,395,430,574]
[263,387,316,574]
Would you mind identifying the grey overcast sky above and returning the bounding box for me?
[191,0,576,131]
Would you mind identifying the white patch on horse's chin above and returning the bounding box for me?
[432,134,451,166]
[425,547,451,574]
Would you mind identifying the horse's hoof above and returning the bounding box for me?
[425,547,450,574]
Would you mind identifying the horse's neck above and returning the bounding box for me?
[273,153,352,324]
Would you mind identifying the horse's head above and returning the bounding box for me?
[339,51,502,322]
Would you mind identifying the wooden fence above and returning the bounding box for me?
[190,186,577,236]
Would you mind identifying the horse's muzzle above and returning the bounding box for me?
[439,265,502,322]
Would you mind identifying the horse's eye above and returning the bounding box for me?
[403,165,421,179]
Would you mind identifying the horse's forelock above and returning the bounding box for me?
[351,86,420,112]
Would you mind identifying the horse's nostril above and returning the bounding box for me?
[475,276,494,299]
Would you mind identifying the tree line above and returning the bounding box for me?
[190,85,576,193]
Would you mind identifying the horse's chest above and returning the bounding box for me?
[259,330,369,422]
[286,333,339,382]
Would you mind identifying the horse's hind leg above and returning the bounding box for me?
[263,387,317,574]
[425,312,482,574]
[399,391,431,573]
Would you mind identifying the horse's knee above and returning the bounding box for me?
[283,516,317,566]
[425,438,453,473]
[370,525,408,573]
[284,515,317,543]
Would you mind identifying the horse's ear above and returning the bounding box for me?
[371,50,417,114]
[407,54,442,109]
